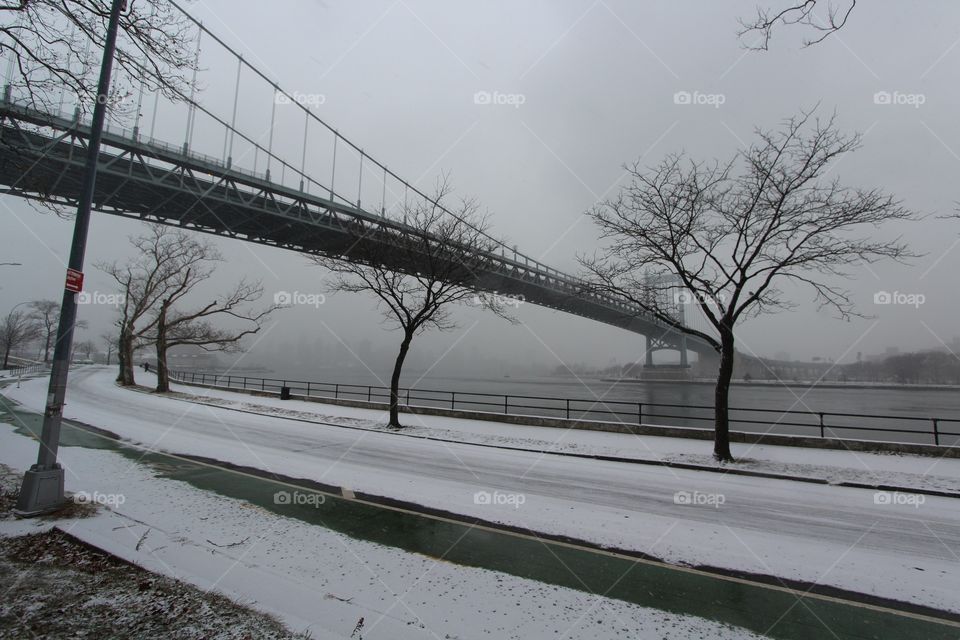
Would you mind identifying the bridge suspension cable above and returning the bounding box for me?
[160,0,571,277]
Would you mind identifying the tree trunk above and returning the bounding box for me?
[118,327,136,386]
[2,346,10,369]
[43,331,52,363]
[155,308,169,392]
[389,332,413,428]
[713,328,736,462]
[115,341,124,382]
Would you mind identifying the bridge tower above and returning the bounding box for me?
[640,272,690,378]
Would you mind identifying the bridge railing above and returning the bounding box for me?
[167,369,960,448]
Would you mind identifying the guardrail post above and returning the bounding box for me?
[306,381,311,396]
[451,392,456,410]
[504,395,509,414]
[405,389,410,406]
[367,386,371,402]
[261,378,265,391]
[933,418,940,446]
[243,377,247,390]
[638,403,643,426]
[818,413,825,438]
[566,398,570,420]
[335,383,339,399]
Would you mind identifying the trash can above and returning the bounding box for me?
[280,386,291,400]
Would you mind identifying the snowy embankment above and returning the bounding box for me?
[3,366,960,615]
[0,408,761,639]
[161,374,960,495]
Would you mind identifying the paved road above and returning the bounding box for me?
[39,367,957,570]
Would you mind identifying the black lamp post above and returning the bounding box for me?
[16,0,127,515]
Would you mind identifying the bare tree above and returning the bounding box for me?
[0,0,196,115]
[311,180,511,428]
[0,308,39,368]
[73,339,95,361]
[98,224,211,386]
[28,299,85,362]
[27,299,58,362]
[152,279,278,393]
[99,330,115,365]
[581,110,916,461]
[739,1,856,49]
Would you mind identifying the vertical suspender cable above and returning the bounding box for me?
[357,151,364,209]
[56,25,78,112]
[329,133,338,201]
[149,90,159,139]
[225,55,241,166]
[132,56,147,139]
[73,37,92,119]
[184,27,201,151]
[266,86,277,181]
[300,107,309,191]
[381,166,387,216]
[3,11,24,102]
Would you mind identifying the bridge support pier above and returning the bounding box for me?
[641,333,692,381]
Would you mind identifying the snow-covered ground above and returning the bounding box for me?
[160,374,960,494]
[3,367,960,616]
[0,409,762,639]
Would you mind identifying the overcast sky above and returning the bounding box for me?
[2,0,959,375]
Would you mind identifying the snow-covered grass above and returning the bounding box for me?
[3,367,960,617]
[0,418,763,639]
[0,525,306,639]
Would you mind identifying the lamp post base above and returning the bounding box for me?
[15,465,65,517]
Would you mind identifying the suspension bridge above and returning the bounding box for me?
[0,2,715,363]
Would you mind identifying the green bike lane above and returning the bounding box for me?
[2,394,957,640]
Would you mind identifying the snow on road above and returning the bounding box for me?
[0,422,762,639]
[158,373,960,494]
[4,367,960,614]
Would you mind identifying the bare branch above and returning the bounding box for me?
[739,1,856,50]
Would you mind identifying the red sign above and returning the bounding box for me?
[65,268,84,293]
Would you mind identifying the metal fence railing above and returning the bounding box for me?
[167,369,960,448]
[4,362,48,377]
